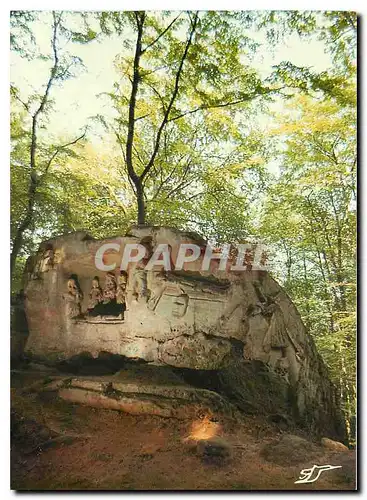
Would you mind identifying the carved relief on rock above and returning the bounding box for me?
[266,304,302,383]
[171,292,189,319]
[217,281,249,341]
[22,227,347,443]
[147,270,168,311]
[153,287,190,322]
[87,272,125,320]
[116,270,128,305]
[274,356,291,380]
[148,274,230,331]
[39,247,55,272]
[158,332,232,370]
[64,276,83,319]
[87,276,103,311]
[243,282,305,385]
[29,245,64,281]
[103,272,117,303]
[130,268,148,303]
[129,237,153,303]
[262,302,290,353]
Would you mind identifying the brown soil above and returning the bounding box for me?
[11,370,356,491]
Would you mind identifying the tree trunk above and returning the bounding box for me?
[125,13,145,226]
[10,180,37,278]
[136,180,145,225]
[11,231,23,279]
[11,210,32,278]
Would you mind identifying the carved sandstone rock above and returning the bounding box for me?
[23,226,346,441]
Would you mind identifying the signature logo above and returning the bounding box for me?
[295,464,342,484]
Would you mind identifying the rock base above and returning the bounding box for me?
[37,366,236,420]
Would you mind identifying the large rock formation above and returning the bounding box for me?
[22,226,346,441]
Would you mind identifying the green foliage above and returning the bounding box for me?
[255,10,357,69]
[10,10,97,289]
[320,11,357,71]
[10,10,39,58]
[99,10,275,231]
[259,87,356,439]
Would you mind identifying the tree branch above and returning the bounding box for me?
[12,92,30,113]
[30,11,61,173]
[140,12,199,181]
[167,87,284,123]
[145,80,167,113]
[41,130,87,179]
[125,11,145,185]
[141,13,182,53]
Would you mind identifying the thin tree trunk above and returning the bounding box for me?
[11,216,31,278]
[125,12,145,224]
[11,12,61,280]
[136,180,145,225]
[123,12,198,225]
[11,154,38,277]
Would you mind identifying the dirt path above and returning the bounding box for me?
[11,370,356,491]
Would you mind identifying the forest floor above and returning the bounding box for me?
[11,367,356,491]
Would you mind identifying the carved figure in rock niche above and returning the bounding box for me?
[26,254,40,280]
[87,273,124,319]
[103,272,117,303]
[31,247,53,278]
[31,257,42,278]
[130,236,154,303]
[53,249,63,265]
[217,281,249,340]
[147,270,167,311]
[131,269,148,303]
[262,302,289,354]
[262,299,304,356]
[39,247,54,272]
[88,276,103,310]
[146,243,175,310]
[116,270,128,305]
[64,277,83,318]
[261,297,304,385]
[149,283,190,320]
[172,292,189,318]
